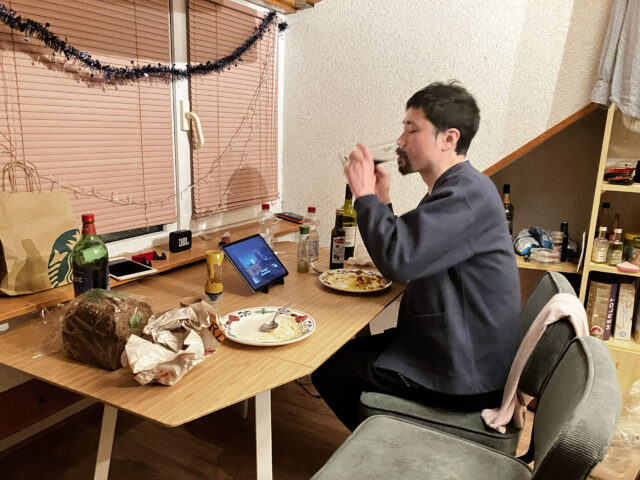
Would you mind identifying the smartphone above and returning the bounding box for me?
[276,212,304,224]
[108,257,157,281]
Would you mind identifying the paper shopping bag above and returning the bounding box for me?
[0,190,79,296]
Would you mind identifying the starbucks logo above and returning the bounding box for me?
[48,229,80,287]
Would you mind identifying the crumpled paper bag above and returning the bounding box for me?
[121,301,224,386]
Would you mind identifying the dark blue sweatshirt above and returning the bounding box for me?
[355,161,520,395]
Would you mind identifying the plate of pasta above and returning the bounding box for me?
[221,306,315,346]
[318,269,391,293]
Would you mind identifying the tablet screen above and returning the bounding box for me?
[222,234,288,292]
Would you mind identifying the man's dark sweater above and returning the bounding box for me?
[355,161,520,395]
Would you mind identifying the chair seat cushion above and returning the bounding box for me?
[312,415,532,480]
[360,392,521,455]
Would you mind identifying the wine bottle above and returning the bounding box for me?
[71,213,109,296]
[342,185,357,261]
[330,208,346,269]
[502,184,514,237]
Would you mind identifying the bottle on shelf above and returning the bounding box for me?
[257,203,277,248]
[609,213,621,241]
[330,208,346,269]
[560,221,569,262]
[596,202,612,238]
[502,184,514,237]
[591,226,609,264]
[606,228,624,266]
[342,185,357,261]
[305,206,319,266]
[297,224,311,273]
[71,213,110,296]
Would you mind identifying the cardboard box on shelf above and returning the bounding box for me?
[632,280,640,344]
[614,282,635,341]
[588,282,618,340]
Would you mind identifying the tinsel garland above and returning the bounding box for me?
[0,3,287,81]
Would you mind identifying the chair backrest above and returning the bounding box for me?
[531,336,621,480]
[518,271,578,397]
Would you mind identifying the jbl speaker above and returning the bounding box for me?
[169,229,192,253]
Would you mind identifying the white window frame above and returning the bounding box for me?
[107,0,284,257]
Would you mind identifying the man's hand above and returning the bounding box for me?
[344,143,376,199]
[374,165,391,204]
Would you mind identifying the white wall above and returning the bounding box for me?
[281,0,613,247]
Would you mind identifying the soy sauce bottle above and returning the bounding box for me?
[330,208,346,269]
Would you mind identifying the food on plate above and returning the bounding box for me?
[322,269,389,291]
[253,314,303,342]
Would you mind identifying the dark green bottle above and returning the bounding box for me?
[342,184,357,261]
[502,184,514,237]
[71,213,109,296]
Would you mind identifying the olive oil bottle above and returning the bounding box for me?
[330,208,346,269]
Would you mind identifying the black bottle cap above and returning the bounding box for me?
[502,184,510,194]
[602,202,610,208]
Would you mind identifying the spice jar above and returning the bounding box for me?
[631,236,640,267]
[623,232,640,261]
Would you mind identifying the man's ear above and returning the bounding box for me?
[440,128,460,152]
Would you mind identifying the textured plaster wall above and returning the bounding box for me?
[281,0,613,247]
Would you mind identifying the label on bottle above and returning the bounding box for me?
[591,244,608,263]
[331,236,345,265]
[73,265,110,296]
[344,226,356,248]
[308,239,319,263]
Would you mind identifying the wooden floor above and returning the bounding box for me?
[0,379,533,479]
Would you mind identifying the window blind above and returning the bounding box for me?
[0,0,176,234]
[188,0,279,217]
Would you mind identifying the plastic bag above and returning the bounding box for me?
[61,289,152,370]
[514,227,579,259]
[514,229,540,256]
[590,379,640,479]
[122,300,225,386]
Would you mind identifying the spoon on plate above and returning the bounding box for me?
[259,302,292,332]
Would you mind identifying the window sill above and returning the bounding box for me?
[0,220,301,322]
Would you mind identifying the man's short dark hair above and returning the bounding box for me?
[406,81,480,155]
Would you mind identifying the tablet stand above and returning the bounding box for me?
[256,277,285,294]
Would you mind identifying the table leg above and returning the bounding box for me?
[255,390,272,480]
[94,404,118,480]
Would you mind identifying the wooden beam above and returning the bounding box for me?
[484,103,599,176]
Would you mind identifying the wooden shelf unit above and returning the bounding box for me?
[515,255,581,274]
[576,104,640,393]
[600,182,640,194]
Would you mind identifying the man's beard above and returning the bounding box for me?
[397,147,412,175]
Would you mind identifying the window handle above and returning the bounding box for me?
[180,100,205,149]
[184,111,204,149]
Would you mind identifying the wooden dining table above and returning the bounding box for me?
[0,242,403,479]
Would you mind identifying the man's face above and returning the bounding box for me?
[396,107,440,176]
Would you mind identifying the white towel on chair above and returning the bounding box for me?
[481,293,589,433]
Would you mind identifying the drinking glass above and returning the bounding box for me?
[342,140,398,166]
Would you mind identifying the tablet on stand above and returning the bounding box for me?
[221,234,289,294]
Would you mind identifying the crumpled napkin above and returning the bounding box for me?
[345,244,375,267]
[121,301,224,386]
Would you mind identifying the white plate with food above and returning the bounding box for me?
[319,269,391,293]
[221,306,315,346]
